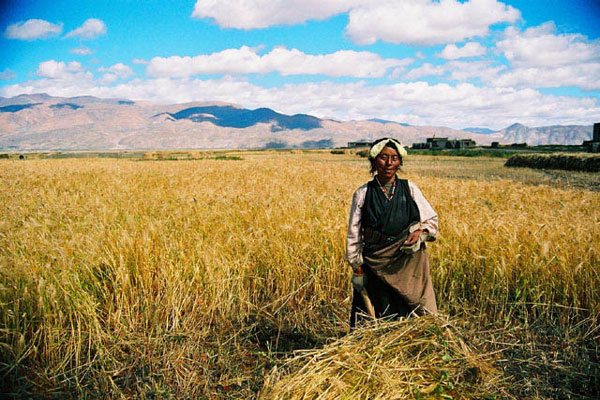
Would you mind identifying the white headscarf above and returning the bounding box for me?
[368,138,407,160]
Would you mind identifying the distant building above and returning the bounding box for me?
[412,137,476,150]
[448,139,476,149]
[583,122,600,153]
[491,142,499,148]
[347,141,372,148]
[412,137,447,150]
[427,137,448,149]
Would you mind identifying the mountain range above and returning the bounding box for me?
[0,94,594,151]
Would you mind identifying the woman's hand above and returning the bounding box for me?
[351,271,367,291]
[403,229,423,245]
[351,265,366,291]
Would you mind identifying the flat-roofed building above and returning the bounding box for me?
[347,141,371,148]
[412,137,476,150]
[583,122,600,152]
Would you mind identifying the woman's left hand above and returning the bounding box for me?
[403,229,423,245]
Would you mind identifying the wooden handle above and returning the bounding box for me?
[360,287,376,319]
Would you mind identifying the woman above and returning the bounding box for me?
[346,138,438,327]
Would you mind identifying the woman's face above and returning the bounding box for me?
[374,146,401,181]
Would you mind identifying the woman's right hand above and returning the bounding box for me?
[403,229,424,245]
[351,273,367,292]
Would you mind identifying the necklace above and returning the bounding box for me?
[376,176,396,201]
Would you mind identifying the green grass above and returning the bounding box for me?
[409,149,513,158]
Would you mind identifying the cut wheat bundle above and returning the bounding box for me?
[505,153,600,172]
[261,314,512,400]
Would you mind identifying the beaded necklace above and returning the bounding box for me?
[376,176,396,201]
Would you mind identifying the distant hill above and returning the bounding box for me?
[496,123,592,146]
[367,118,410,126]
[0,103,41,113]
[0,94,593,151]
[462,127,496,134]
[0,93,54,105]
[167,106,322,130]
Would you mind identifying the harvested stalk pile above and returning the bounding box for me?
[261,315,512,400]
[504,153,600,172]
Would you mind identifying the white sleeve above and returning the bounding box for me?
[408,181,438,241]
[345,184,367,270]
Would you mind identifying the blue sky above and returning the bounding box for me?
[1,0,599,129]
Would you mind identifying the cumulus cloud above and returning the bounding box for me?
[189,0,519,46]
[0,69,17,80]
[5,19,63,40]
[401,62,502,92]
[405,53,600,91]
[31,60,135,89]
[488,64,600,91]
[99,63,134,79]
[2,75,597,129]
[191,0,361,29]
[487,23,600,90]
[36,60,85,78]
[346,0,520,45]
[405,60,505,81]
[146,46,412,78]
[439,42,487,59]
[446,61,505,82]
[71,46,93,55]
[497,22,600,67]
[99,74,118,85]
[65,18,106,39]
[404,63,446,79]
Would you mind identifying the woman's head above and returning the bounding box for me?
[368,138,407,177]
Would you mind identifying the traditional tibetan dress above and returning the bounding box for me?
[350,177,437,327]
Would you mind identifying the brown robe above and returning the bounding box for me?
[364,240,437,314]
[351,240,437,327]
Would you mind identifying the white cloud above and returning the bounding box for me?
[191,0,361,29]
[99,74,118,85]
[2,75,597,129]
[71,46,93,55]
[404,63,445,79]
[488,64,600,91]
[485,23,600,90]
[189,0,520,47]
[5,19,62,40]
[146,46,412,78]
[99,63,134,79]
[31,60,134,88]
[0,69,17,80]
[404,59,507,84]
[346,0,520,45]
[446,61,505,82]
[404,54,600,91]
[439,42,487,59]
[36,60,85,79]
[389,65,411,79]
[497,22,600,68]
[65,18,106,39]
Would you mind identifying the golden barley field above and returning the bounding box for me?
[1,151,599,399]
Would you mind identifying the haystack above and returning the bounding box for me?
[261,315,512,399]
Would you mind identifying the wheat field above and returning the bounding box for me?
[1,152,599,398]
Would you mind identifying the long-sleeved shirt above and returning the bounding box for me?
[345,180,438,270]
